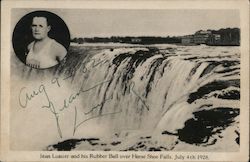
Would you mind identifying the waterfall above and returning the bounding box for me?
[11,44,240,151]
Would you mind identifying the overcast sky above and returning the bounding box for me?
[12,9,240,38]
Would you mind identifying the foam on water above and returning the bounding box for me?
[10,44,240,151]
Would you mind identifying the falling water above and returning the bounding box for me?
[11,44,240,151]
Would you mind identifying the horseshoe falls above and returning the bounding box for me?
[11,44,240,151]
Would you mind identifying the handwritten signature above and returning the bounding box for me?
[18,78,116,138]
[73,106,122,136]
[18,84,63,137]
[18,57,150,138]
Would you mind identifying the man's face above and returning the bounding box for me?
[31,17,51,40]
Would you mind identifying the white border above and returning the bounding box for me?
[1,0,249,161]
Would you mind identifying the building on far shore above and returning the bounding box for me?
[193,30,212,44]
[180,28,240,46]
[207,28,240,46]
[181,35,194,45]
[206,34,221,45]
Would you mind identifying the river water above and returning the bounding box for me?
[10,44,240,151]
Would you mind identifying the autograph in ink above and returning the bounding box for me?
[73,106,122,136]
[18,57,149,138]
[18,84,63,137]
[18,78,115,138]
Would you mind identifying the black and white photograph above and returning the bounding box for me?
[1,1,249,162]
[12,10,70,69]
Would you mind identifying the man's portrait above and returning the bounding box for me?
[12,10,70,69]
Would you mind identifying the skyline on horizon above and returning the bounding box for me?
[71,27,240,38]
[12,9,240,38]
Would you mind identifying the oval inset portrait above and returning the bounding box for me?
[12,10,70,69]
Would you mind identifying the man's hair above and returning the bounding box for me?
[31,12,51,26]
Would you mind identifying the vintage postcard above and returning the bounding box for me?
[1,0,249,161]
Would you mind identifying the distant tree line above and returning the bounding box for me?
[208,28,240,46]
[71,28,240,45]
[71,36,181,44]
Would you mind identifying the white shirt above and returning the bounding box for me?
[26,39,60,69]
